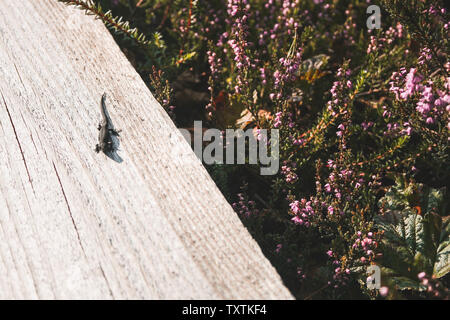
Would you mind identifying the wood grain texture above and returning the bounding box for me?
[0,0,293,299]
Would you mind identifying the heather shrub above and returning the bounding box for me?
[61,0,449,299]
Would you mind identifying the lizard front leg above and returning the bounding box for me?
[110,128,122,137]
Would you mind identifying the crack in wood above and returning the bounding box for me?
[98,263,114,298]
[0,90,35,193]
[19,111,39,154]
[17,179,41,298]
[13,62,26,90]
[52,161,86,257]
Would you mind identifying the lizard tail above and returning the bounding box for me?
[101,92,112,123]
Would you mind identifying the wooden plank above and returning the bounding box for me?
[0,0,292,299]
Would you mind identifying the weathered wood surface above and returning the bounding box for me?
[0,1,292,299]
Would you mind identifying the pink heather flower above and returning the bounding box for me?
[361,121,373,130]
[379,286,389,297]
[382,107,391,118]
[400,68,423,100]
[403,126,412,136]
[282,165,298,184]
[275,244,282,253]
[293,138,304,145]
[327,160,334,168]
[396,22,403,38]
[291,216,303,225]
[328,206,334,215]
[326,250,333,257]
[418,272,427,280]
[289,200,300,214]
[273,111,282,128]
[346,80,352,89]
[274,48,303,87]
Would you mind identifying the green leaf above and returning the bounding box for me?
[376,179,450,291]
[423,186,448,217]
[434,218,450,278]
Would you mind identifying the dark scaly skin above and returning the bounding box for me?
[95,93,123,163]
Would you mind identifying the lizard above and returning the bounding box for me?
[95,93,123,163]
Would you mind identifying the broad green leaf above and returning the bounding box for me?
[376,179,450,292]
[434,218,450,278]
